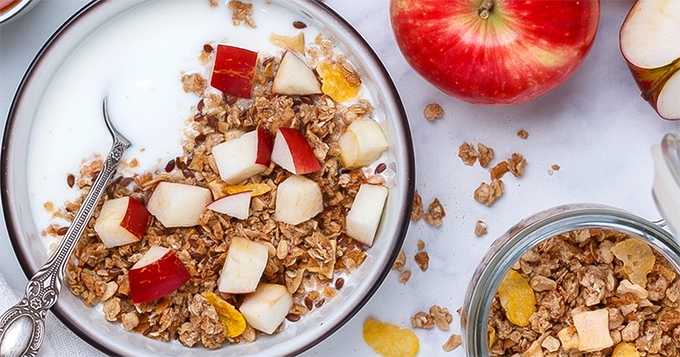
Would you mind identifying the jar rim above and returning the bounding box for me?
[461,203,680,357]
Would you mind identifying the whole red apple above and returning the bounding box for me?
[390,0,600,105]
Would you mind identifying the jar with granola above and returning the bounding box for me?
[461,133,680,357]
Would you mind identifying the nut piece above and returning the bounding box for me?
[414,251,430,272]
[475,220,488,236]
[423,103,444,120]
[442,333,462,352]
[572,309,614,352]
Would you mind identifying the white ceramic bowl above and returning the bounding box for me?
[1,1,414,355]
[0,0,38,24]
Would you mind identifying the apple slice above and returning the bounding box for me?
[271,127,321,175]
[239,283,293,334]
[128,246,191,304]
[146,181,212,228]
[272,51,322,96]
[210,44,258,98]
[206,190,252,220]
[346,183,389,246]
[212,129,274,184]
[338,118,389,170]
[620,1,680,120]
[218,236,269,294]
[274,175,323,225]
[94,196,149,248]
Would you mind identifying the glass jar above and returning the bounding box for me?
[461,133,680,356]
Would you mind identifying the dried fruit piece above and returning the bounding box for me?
[611,238,655,287]
[269,32,305,54]
[612,342,641,357]
[203,292,246,338]
[497,269,536,327]
[225,183,271,196]
[317,61,361,102]
[363,318,419,357]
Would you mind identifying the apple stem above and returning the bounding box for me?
[478,0,494,20]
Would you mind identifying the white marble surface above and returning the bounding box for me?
[2,0,680,356]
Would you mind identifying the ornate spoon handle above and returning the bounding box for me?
[0,98,130,357]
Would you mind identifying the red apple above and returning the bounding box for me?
[272,51,322,96]
[274,175,323,225]
[146,181,212,227]
[210,44,258,99]
[206,190,252,220]
[128,246,191,304]
[390,0,600,105]
[212,129,274,184]
[271,127,321,175]
[217,236,269,294]
[620,0,680,120]
[94,196,149,248]
[239,283,293,334]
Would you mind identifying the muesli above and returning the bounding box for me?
[45,2,391,348]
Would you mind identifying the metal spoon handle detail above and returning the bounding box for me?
[0,98,131,357]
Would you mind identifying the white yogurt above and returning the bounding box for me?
[26,1,322,251]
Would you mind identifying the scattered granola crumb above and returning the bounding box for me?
[392,250,407,272]
[473,179,504,206]
[442,333,462,352]
[423,103,444,120]
[507,153,526,178]
[424,198,446,226]
[477,143,494,168]
[398,270,412,284]
[430,305,452,331]
[475,220,488,236]
[411,190,424,222]
[417,240,425,251]
[489,161,508,181]
[551,164,561,171]
[458,142,478,166]
[414,251,430,272]
[517,129,529,139]
[228,0,256,28]
[208,0,218,7]
[411,311,435,329]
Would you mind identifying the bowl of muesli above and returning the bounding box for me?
[1,0,414,356]
[462,202,680,357]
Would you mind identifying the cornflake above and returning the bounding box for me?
[363,318,419,357]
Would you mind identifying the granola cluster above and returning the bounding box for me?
[488,229,680,356]
[53,29,387,348]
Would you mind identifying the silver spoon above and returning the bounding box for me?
[0,98,131,357]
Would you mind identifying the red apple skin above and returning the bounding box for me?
[623,61,680,118]
[211,44,258,99]
[129,250,191,304]
[256,129,274,166]
[279,127,321,174]
[120,197,149,239]
[390,0,600,105]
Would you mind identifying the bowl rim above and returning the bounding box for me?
[1,0,415,355]
[0,0,37,24]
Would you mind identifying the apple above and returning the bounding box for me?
[206,190,252,220]
[346,184,389,247]
[217,236,269,294]
[212,129,274,184]
[338,118,389,170]
[94,196,149,248]
[620,1,680,120]
[390,0,600,105]
[128,246,191,304]
[146,181,212,227]
[272,51,322,96]
[274,175,323,225]
[210,44,258,98]
[271,127,321,175]
[239,283,293,334]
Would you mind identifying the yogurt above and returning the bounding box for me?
[26,1,324,251]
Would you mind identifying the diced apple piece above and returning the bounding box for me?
[338,118,389,170]
[206,190,252,220]
[274,175,323,225]
[210,44,258,98]
[94,196,149,248]
[218,237,269,294]
[239,283,293,334]
[346,184,388,246]
[146,182,212,227]
[572,309,613,352]
[271,127,321,175]
[212,129,274,184]
[272,51,322,96]
[128,246,191,304]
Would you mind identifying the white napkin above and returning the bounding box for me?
[0,273,102,357]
